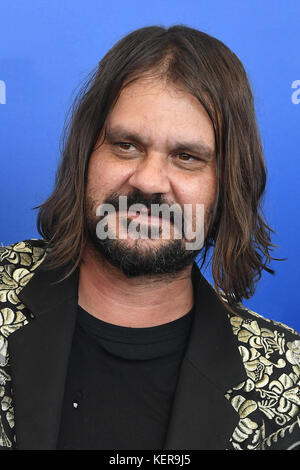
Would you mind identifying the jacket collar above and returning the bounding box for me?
[8,257,247,450]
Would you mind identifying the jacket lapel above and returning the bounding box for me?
[8,262,79,450]
[163,263,247,450]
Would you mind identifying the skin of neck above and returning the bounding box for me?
[78,241,195,328]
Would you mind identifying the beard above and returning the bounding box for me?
[84,189,213,278]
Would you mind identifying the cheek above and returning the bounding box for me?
[202,174,218,206]
[175,170,217,209]
[86,153,122,195]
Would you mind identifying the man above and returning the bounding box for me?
[0,25,299,451]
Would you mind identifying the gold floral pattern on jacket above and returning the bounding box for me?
[0,241,47,447]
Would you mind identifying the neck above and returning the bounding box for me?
[78,242,195,328]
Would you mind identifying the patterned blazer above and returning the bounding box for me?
[0,239,300,450]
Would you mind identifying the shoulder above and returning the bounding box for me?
[224,300,300,449]
[0,238,48,269]
[0,238,48,337]
[0,238,49,298]
[227,302,300,367]
[230,300,299,337]
[212,284,300,366]
[227,302,300,400]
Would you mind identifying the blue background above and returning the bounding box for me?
[0,1,299,330]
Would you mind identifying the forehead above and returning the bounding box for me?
[105,78,215,149]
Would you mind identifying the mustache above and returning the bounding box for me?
[101,190,181,225]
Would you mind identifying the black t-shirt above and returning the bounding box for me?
[57,304,194,450]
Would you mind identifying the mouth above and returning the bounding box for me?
[127,209,163,224]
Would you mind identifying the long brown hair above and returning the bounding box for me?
[35,25,283,313]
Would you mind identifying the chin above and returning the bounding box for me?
[89,234,197,278]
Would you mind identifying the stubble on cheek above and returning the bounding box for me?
[84,190,100,233]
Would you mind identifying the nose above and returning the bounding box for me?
[128,153,171,195]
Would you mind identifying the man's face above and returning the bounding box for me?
[84,78,217,277]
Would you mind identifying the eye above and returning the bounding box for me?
[114,142,136,151]
[176,153,199,162]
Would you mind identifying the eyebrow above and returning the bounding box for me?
[105,125,215,160]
